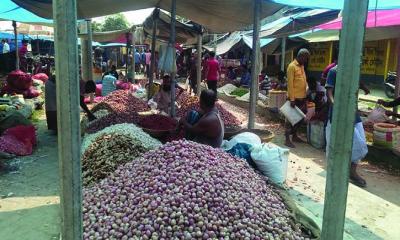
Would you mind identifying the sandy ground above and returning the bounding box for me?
[0,114,60,240]
[0,99,399,240]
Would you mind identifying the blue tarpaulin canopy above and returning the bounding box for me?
[0,0,52,25]
[272,0,400,10]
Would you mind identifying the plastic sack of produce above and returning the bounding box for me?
[0,125,36,156]
[4,125,36,146]
[221,132,261,151]
[0,110,32,134]
[95,84,102,96]
[307,121,326,149]
[0,135,32,156]
[6,70,32,91]
[23,86,40,99]
[116,80,130,90]
[250,143,289,184]
[32,73,49,83]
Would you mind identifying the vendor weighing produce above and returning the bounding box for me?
[152,75,184,114]
[179,89,224,148]
[45,76,97,132]
[378,97,400,119]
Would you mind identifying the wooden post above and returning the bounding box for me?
[280,37,286,71]
[125,33,129,77]
[213,34,217,53]
[394,38,400,116]
[383,40,391,80]
[131,30,136,81]
[53,0,82,239]
[80,38,88,79]
[148,9,159,100]
[321,1,369,239]
[86,19,93,81]
[12,21,19,70]
[248,0,261,129]
[170,0,177,117]
[196,33,203,96]
[328,41,334,63]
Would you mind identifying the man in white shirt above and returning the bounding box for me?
[2,39,10,54]
[2,39,11,72]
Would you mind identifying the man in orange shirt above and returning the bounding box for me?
[285,48,310,148]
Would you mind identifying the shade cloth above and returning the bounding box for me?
[0,0,52,25]
[12,0,283,33]
[272,0,400,10]
[318,9,400,30]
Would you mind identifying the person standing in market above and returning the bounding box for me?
[204,51,220,94]
[285,48,310,148]
[179,89,224,148]
[152,75,184,114]
[145,49,152,78]
[325,65,368,187]
[2,39,10,72]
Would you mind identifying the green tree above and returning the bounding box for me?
[91,21,103,32]
[101,13,129,32]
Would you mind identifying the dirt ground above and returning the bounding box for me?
[0,100,399,240]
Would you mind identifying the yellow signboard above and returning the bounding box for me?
[360,41,386,75]
[308,42,331,72]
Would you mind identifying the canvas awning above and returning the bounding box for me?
[259,9,339,38]
[0,0,52,25]
[271,0,400,10]
[12,0,283,33]
[142,9,200,44]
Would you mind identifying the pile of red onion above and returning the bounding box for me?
[176,93,242,127]
[138,114,177,131]
[86,113,141,134]
[83,140,305,239]
[92,90,150,114]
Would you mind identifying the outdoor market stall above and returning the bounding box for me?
[8,0,400,240]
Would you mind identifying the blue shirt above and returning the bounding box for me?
[102,75,116,96]
[134,52,141,63]
[326,66,362,123]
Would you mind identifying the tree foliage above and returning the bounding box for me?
[91,21,102,32]
[101,13,129,32]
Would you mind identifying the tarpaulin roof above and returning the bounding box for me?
[292,26,400,42]
[260,9,339,38]
[142,9,200,45]
[204,32,274,55]
[272,0,400,10]
[0,0,52,25]
[79,28,138,43]
[317,9,400,30]
[12,0,283,33]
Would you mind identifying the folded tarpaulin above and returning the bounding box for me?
[12,0,283,33]
[0,0,52,25]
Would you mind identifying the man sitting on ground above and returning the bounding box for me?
[179,89,224,148]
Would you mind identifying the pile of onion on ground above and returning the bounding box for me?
[83,140,308,239]
[81,123,161,186]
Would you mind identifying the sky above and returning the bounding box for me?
[0,8,155,31]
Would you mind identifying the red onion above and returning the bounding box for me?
[83,140,307,239]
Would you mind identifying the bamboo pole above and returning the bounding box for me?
[170,0,177,117]
[196,33,203,96]
[148,9,159,100]
[248,0,261,129]
[86,19,93,81]
[394,38,400,116]
[280,37,286,72]
[131,30,136,81]
[52,0,82,239]
[383,40,391,80]
[12,21,19,70]
[321,1,369,239]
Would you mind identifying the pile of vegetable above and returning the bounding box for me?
[83,140,305,239]
[230,87,249,97]
[91,90,150,114]
[81,123,161,186]
[176,93,241,127]
[138,114,177,131]
[85,112,141,134]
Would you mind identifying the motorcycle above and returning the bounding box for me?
[384,71,397,98]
